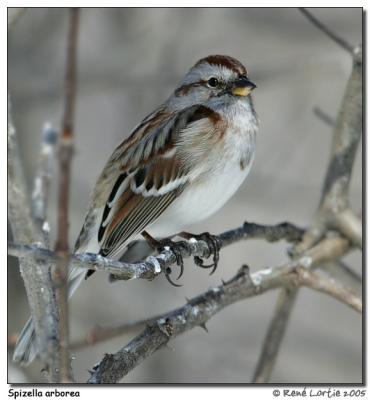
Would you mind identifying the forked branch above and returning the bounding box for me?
[87,236,358,383]
[253,9,362,383]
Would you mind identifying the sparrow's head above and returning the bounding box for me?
[172,55,256,106]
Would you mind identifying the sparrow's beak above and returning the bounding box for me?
[231,76,257,97]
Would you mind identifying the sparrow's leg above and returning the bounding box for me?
[179,231,221,275]
[142,231,186,287]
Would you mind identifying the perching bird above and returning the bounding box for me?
[13,54,258,365]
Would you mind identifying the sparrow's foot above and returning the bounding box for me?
[142,231,185,286]
[179,231,221,275]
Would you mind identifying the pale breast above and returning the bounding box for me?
[149,121,257,237]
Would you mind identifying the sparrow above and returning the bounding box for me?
[14,54,258,365]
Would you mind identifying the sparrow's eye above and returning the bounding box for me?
[207,77,219,88]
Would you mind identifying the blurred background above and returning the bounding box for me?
[8,8,362,383]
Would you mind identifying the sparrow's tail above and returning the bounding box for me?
[12,239,153,365]
[12,266,86,365]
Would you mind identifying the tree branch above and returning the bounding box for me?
[8,221,304,282]
[253,14,362,382]
[294,267,361,313]
[31,123,58,244]
[6,219,303,355]
[295,39,362,254]
[8,95,60,381]
[53,8,80,383]
[253,257,362,384]
[323,260,361,297]
[218,221,304,247]
[313,107,335,127]
[334,208,362,249]
[87,236,357,383]
[320,48,362,209]
[299,8,355,54]
[252,287,298,383]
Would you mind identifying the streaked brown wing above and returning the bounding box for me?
[74,107,175,254]
[98,155,188,258]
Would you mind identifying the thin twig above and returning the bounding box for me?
[218,221,304,247]
[9,320,149,353]
[253,28,362,382]
[253,287,298,383]
[87,236,356,383]
[70,319,157,351]
[31,123,58,244]
[53,8,80,383]
[323,260,361,297]
[299,8,354,54]
[9,320,146,354]
[8,8,26,29]
[295,267,361,313]
[313,107,335,127]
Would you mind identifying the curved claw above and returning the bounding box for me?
[156,238,185,285]
[194,256,214,269]
[142,232,185,286]
[160,240,184,280]
[194,257,218,275]
[192,233,221,275]
[176,260,184,280]
[172,249,184,280]
[164,267,183,287]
